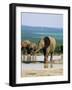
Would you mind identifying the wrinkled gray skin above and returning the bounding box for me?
[35,36,56,63]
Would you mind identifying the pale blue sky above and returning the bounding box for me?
[21,12,63,28]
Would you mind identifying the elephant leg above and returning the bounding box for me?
[43,48,48,63]
[23,54,25,61]
[50,52,53,68]
[44,55,48,63]
[35,54,36,61]
[50,52,53,62]
[27,55,29,61]
[29,55,31,61]
[27,54,31,62]
[21,54,25,61]
[32,55,34,61]
[32,55,36,62]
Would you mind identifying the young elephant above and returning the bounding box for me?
[35,36,56,63]
[21,40,31,61]
[21,40,37,62]
[29,43,37,61]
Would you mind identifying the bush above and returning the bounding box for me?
[54,45,63,54]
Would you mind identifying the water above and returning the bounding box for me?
[22,63,63,70]
[21,55,63,70]
[21,26,63,45]
[22,55,62,62]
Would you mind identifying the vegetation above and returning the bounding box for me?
[54,45,63,54]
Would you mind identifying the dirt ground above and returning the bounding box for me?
[21,68,63,77]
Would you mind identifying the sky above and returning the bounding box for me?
[21,12,63,28]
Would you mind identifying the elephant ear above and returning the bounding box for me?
[44,37,50,48]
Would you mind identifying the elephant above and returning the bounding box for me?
[21,40,31,61]
[35,36,56,63]
[29,43,37,61]
[21,40,37,62]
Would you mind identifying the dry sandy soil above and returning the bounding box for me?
[21,68,63,77]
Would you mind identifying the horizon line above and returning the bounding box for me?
[21,25,63,29]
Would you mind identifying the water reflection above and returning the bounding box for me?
[22,62,63,70]
[44,63,48,68]
[50,63,53,68]
[44,62,53,68]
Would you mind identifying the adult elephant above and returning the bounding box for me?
[35,36,56,63]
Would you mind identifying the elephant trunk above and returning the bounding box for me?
[35,48,41,53]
